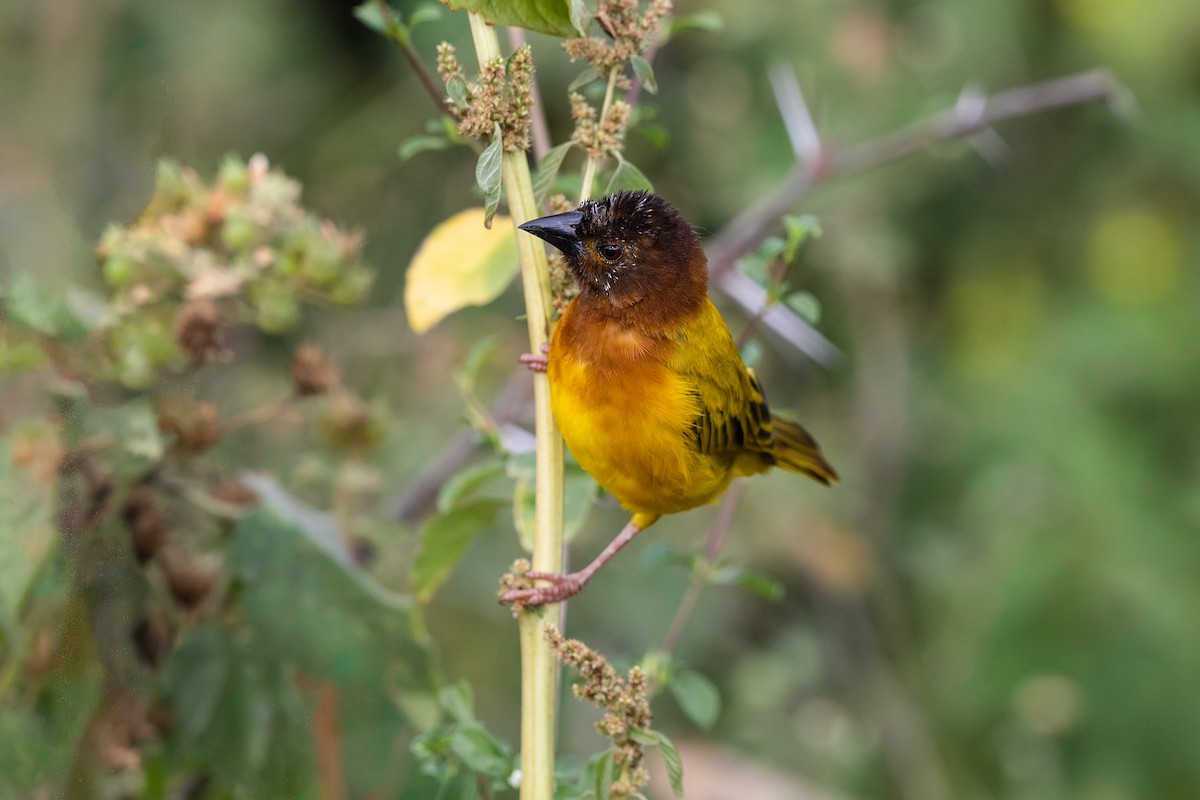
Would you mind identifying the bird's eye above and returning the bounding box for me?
[598,243,622,262]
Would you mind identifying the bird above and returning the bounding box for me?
[501,190,836,606]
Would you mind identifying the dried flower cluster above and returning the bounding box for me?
[94,155,372,388]
[563,0,672,73]
[438,43,535,152]
[545,624,653,798]
[570,91,632,160]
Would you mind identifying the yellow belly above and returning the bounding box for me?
[548,327,733,517]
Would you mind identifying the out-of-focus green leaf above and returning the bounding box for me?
[631,55,658,95]
[477,124,504,229]
[532,141,575,204]
[230,507,437,694]
[161,626,311,792]
[711,564,785,600]
[3,274,91,340]
[782,213,821,261]
[668,670,721,729]
[412,499,503,603]
[442,0,576,38]
[409,4,444,27]
[85,399,164,480]
[0,427,57,627]
[629,728,684,795]
[399,134,453,161]
[439,680,477,724]
[660,9,724,41]
[736,254,768,286]
[568,0,591,35]
[511,457,596,551]
[604,156,654,194]
[454,334,499,396]
[639,541,697,573]
[589,749,617,800]
[404,209,518,333]
[354,1,403,39]
[438,456,508,512]
[568,66,600,93]
[785,291,821,324]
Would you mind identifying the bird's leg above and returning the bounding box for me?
[500,514,658,607]
[518,342,550,373]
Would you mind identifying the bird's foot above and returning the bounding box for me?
[518,342,550,373]
[499,570,585,609]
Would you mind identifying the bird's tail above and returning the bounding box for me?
[771,418,839,485]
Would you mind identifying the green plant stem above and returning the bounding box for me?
[467,14,564,800]
[578,66,620,201]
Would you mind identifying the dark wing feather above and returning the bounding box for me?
[670,302,775,459]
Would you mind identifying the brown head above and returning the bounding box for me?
[519,191,708,323]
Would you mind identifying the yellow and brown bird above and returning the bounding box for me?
[502,191,836,606]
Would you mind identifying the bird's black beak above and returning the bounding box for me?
[518,210,583,258]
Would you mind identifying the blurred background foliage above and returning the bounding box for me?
[1,0,1198,798]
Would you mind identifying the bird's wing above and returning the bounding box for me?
[669,301,775,457]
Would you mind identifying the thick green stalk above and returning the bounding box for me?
[578,66,620,201]
[467,14,563,800]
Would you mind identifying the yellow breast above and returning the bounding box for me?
[547,305,734,516]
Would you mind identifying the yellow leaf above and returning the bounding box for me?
[404,209,518,333]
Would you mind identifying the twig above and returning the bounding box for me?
[769,62,821,166]
[660,481,748,657]
[374,0,457,119]
[707,68,1120,280]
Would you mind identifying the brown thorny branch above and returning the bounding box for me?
[394,65,1122,523]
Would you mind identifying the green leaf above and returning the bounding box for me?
[633,121,670,150]
[785,291,822,324]
[412,499,503,603]
[669,670,721,729]
[568,0,592,35]
[736,254,768,286]
[455,334,500,395]
[230,506,437,695]
[711,565,785,600]
[639,542,696,572]
[661,10,724,42]
[477,124,504,229]
[404,209,518,333]
[589,749,617,800]
[532,141,575,204]
[439,681,477,724]
[629,729,684,796]
[630,56,658,95]
[400,134,453,161]
[0,428,58,626]
[354,0,408,43]
[0,338,47,375]
[739,338,763,369]
[450,724,514,779]
[3,273,91,340]
[511,458,596,551]
[85,399,165,480]
[568,66,600,93]
[409,3,444,28]
[782,213,821,261]
[604,156,653,194]
[442,0,577,37]
[758,235,786,261]
[161,627,312,791]
[438,457,508,512]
